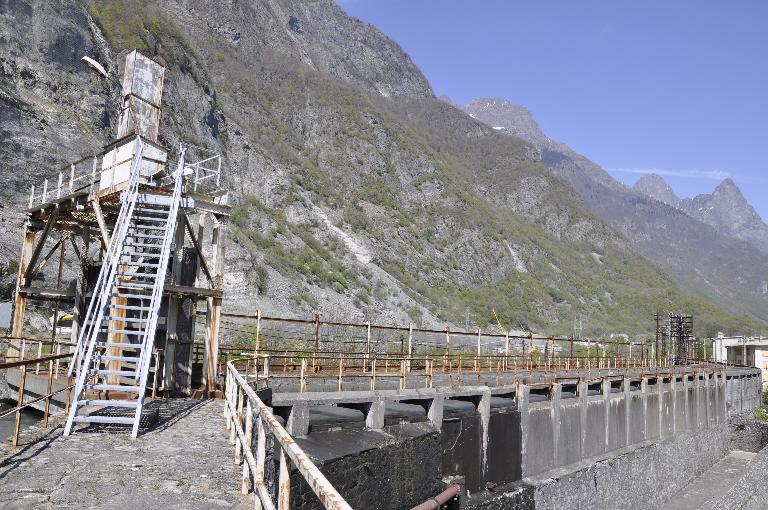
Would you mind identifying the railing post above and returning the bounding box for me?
[407,322,413,373]
[254,309,262,354]
[42,178,48,203]
[44,359,54,427]
[338,355,343,392]
[35,341,42,374]
[29,185,35,208]
[370,358,377,391]
[233,386,243,452]
[69,163,75,191]
[57,171,63,198]
[300,359,307,393]
[242,399,253,495]
[55,342,62,376]
[278,449,291,510]
[263,354,270,388]
[13,365,27,448]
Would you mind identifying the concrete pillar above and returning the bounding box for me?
[428,394,444,429]
[551,383,562,468]
[579,380,588,459]
[623,377,631,446]
[365,398,385,430]
[518,384,530,477]
[478,389,491,476]
[602,379,611,453]
[286,403,310,437]
[670,376,677,436]
[641,377,649,441]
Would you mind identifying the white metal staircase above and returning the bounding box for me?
[64,137,186,438]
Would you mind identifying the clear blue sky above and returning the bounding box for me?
[338,0,768,220]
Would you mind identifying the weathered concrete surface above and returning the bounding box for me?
[291,422,442,510]
[0,400,247,509]
[660,450,755,510]
[528,423,729,510]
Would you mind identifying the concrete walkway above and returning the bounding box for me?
[0,400,248,509]
[660,450,757,510]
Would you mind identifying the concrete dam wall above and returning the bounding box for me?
[261,367,762,509]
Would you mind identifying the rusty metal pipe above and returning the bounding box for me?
[410,483,461,510]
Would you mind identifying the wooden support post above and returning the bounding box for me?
[204,215,227,395]
[107,296,127,385]
[10,230,36,356]
[91,199,111,250]
[163,218,186,394]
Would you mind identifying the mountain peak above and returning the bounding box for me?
[633,173,680,207]
[713,177,742,197]
[462,98,548,146]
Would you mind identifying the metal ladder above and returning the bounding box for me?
[64,138,186,438]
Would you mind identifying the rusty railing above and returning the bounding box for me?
[224,361,352,510]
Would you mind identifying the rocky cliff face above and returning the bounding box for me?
[0,1,762,337]
[679,179,768,254]
[633,174,768,255]
[465,98,768,323]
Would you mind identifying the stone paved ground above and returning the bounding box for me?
[0,400,249,509]
[660,450,757,510]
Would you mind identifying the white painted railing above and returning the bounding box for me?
[224,361,353,510]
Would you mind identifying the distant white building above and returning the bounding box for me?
[712,333,768,387]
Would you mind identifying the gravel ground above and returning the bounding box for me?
[0,399,249,509]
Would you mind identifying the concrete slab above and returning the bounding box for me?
[0,400,247,509]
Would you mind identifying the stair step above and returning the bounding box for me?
[124,241,162,249]
[89,369,138,377]
[85,384,141,393]
[99,328,144,336]
[133,208,169,216]
[72,415,136,424]
[104,316,149,323]
[121,251,162,258]
[126,232,166,240]
[98,341,143,349]
[111,292,153,300]
[132,216,167,223]
[116,272,158,279]
[111,304,151,312]
[93,355,139,363]
[114,281,156,289]
[77,399,139,408]
[129,223,166,230]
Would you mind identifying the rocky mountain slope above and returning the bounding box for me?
[465,98,768,325]
[634,175,768,255]
[0,1,762,338]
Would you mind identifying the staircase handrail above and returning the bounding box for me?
[68,136,145,377]
[129,146,185,437]
[65,135,144,423]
